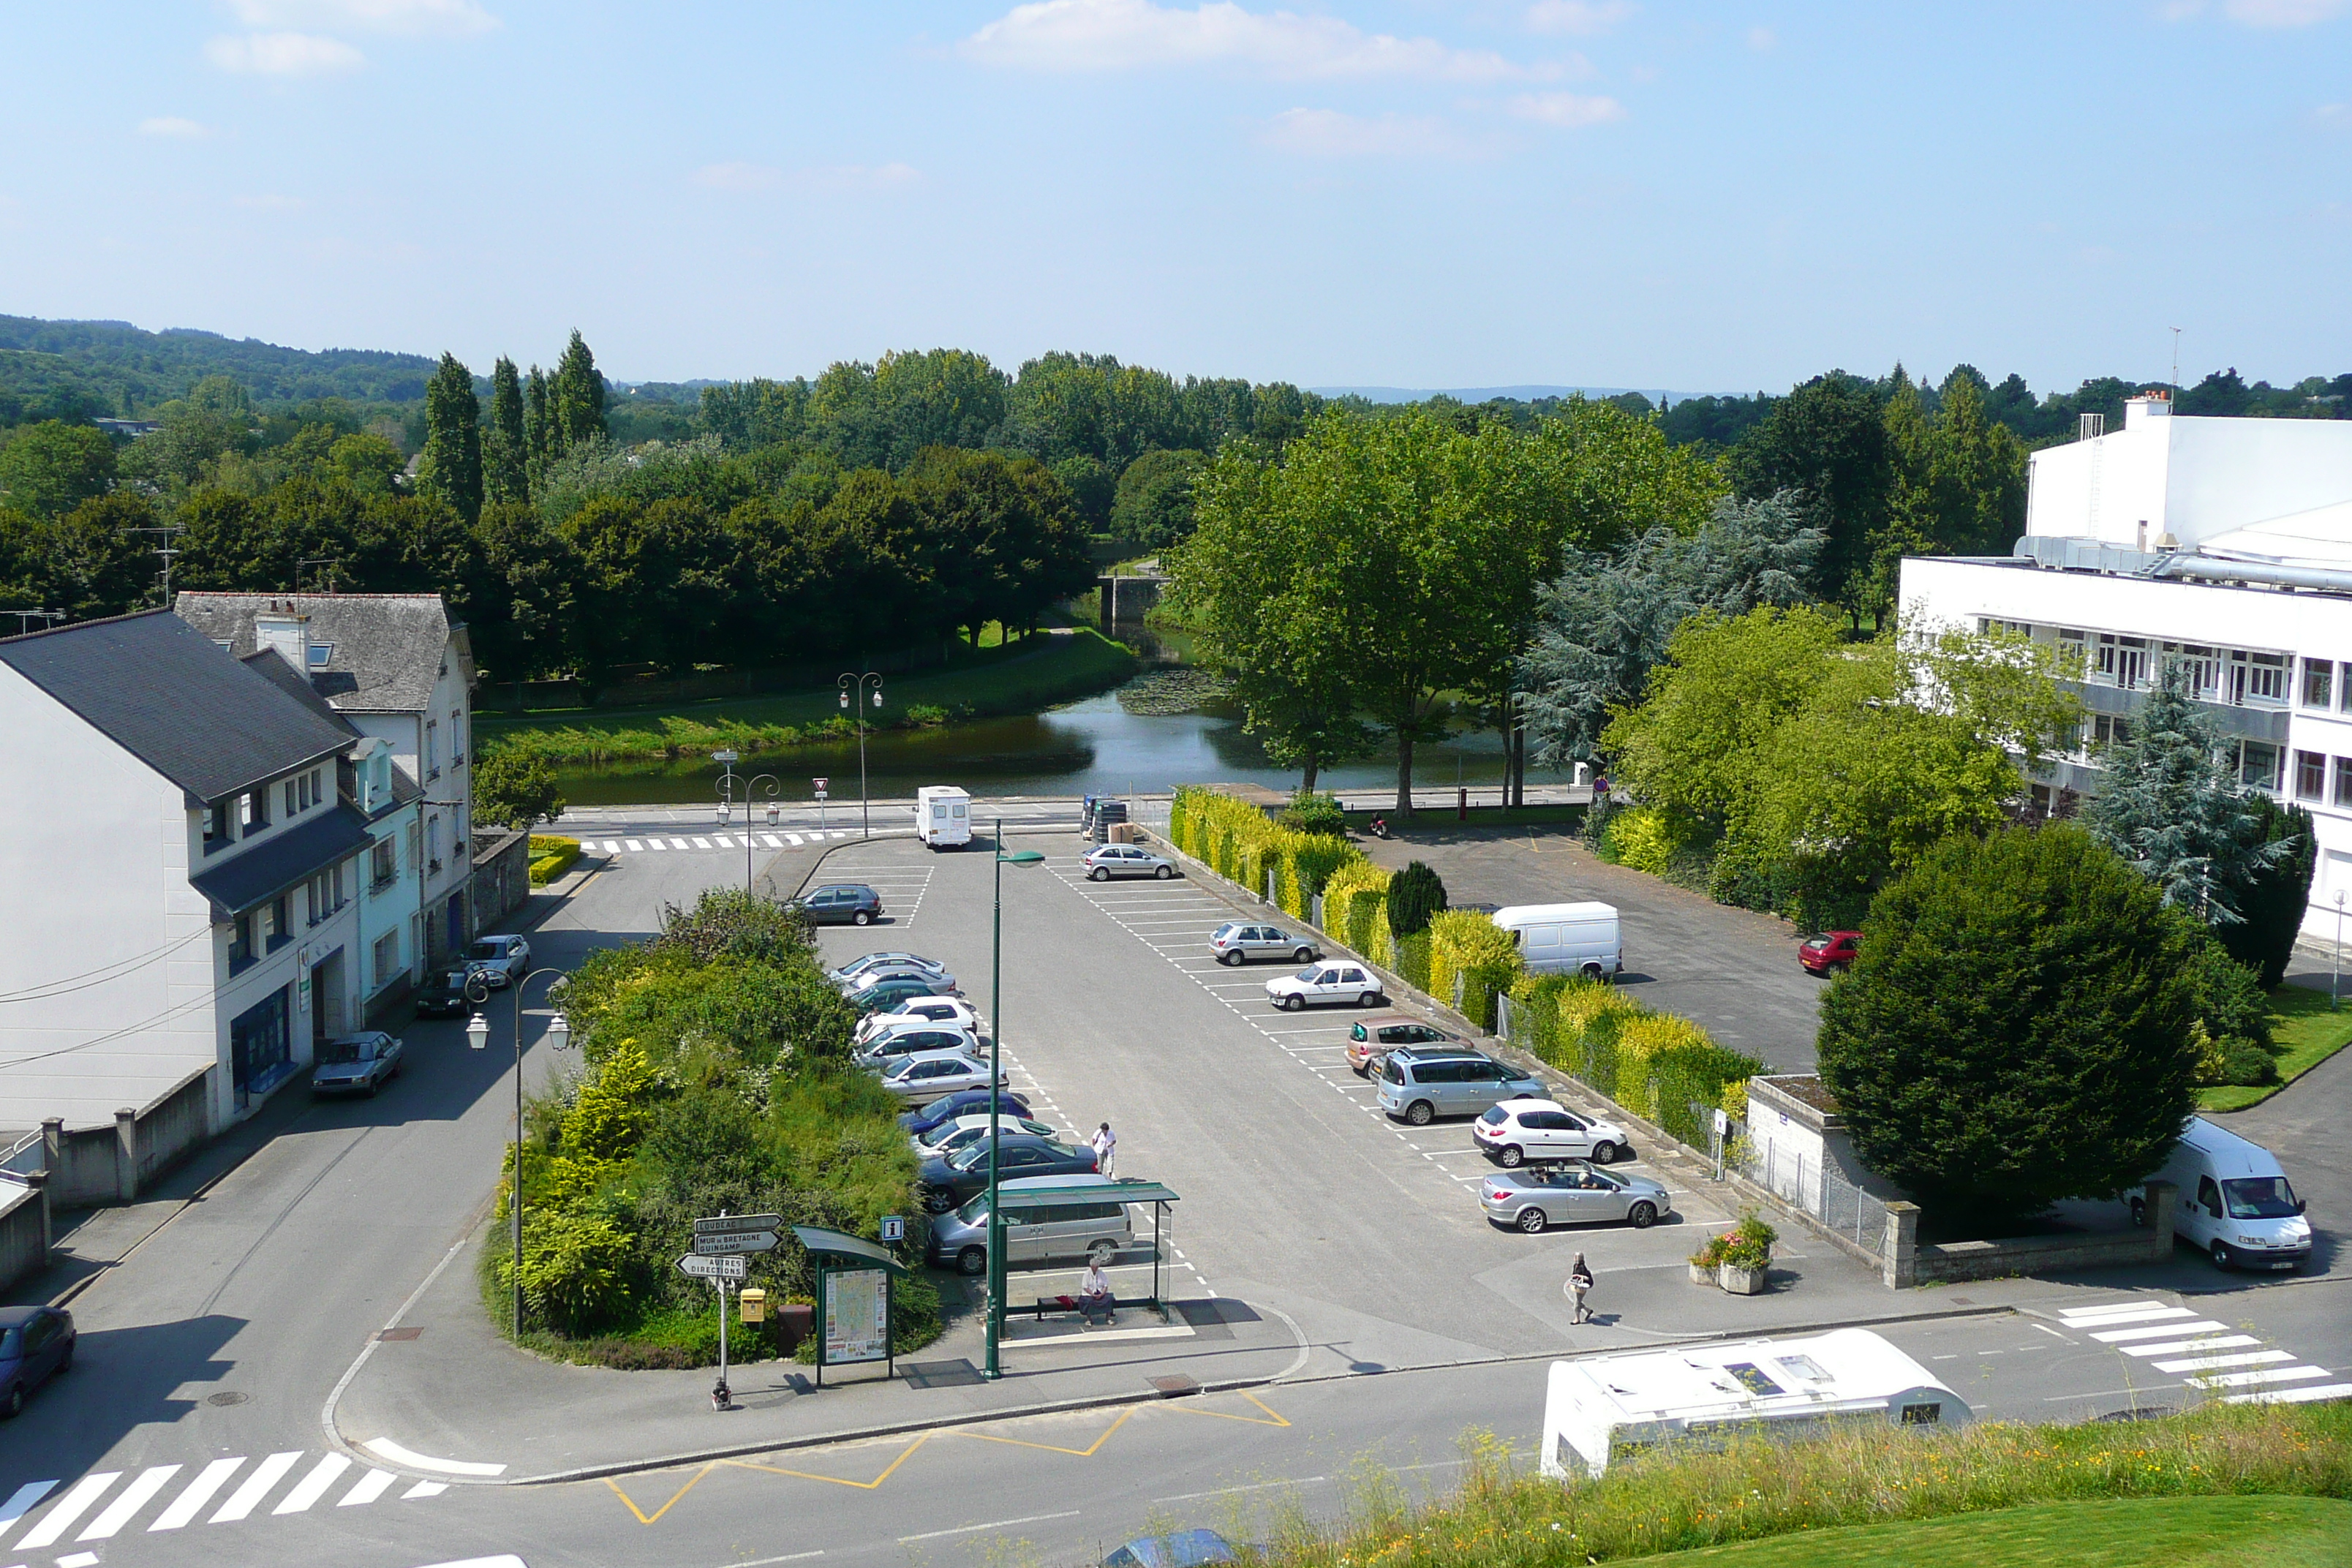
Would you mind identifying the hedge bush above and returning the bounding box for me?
[1504,973,1761,1148]
[1598,805,1681,876]
[1170,785,1355,921]
[528,834,581,885]
[1320,860,1395,966]
[1429,909,1524,1030]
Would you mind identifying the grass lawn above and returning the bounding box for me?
[2198,982,2352,1112]
[1619,1495,2352,1567]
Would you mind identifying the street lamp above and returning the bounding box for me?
[2334,891,2346,1011]
[716,772,783,895]
[467,962,573,1338]
[984,818,1046,1380]
[837,671,884,838]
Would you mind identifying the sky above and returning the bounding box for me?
[1,1,2347,397]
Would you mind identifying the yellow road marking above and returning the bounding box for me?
[606,1464,715,1524]
[728,1432,932,1490]
[1169,1391,1290,1428]
[957,1405,1136,1456]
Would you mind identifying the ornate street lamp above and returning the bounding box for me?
[467,963,572,1337]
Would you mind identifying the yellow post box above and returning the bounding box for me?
[739,1286,766,1324]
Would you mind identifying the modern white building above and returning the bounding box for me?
[176,593,477,988]
[1900,394,2352,937]
[0,611,368,1136]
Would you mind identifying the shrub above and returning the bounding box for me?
[1172,784,1360,919]
[1719,1210,1776,1269]
[2218,1036,2280,1088]
[475,747,567,829]
[1387,860,1447,940]
[1279,788,1349,837]
[1599,805,1681,875]
[528,834,581,884]
[1501,974,1760,1149]
[1320,859,1394,965]
[1395,930,1433,993]
[500,1207,637,1336]
[902,703,949,726]
[1428,909,1525,1029]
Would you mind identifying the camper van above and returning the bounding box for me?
[1492,902,1622,979]
[915,785,973,850]
[1540,1327,1968,1478]
[2130,1117,2312,1272]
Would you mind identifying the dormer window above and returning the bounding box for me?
[308,642,333,668]
[204,800,232,851]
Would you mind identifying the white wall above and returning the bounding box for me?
[2027,411,2352,552]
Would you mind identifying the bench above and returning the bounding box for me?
[1033,1294,1128,1326]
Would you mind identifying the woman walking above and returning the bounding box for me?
[1567,1252,1596,1324]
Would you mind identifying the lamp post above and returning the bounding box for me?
[716,772,783,895]
[467,962,573,1338]
[984,818,1045,1380]
[2335,891,2346,1011]
[837,672,884,838]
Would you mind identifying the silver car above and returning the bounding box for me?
[1209,921,1319,966]
[1480,1163,1672,1233]
[1083,844,1175,881]
[857,1026,981,1071]
[310,1031,403,1096]
[882,1052,1005,1102]
[1376,1047,1546,1124]
[832,951,948,985]
[915,1112,1059,1159]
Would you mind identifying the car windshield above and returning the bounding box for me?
[954,1194,989,1224]
[320,1040,372,1063]
[467,941,505,961]
[1294,968,1321,981]
[1213,924,1237,937]
[949,1142,995,1171]
[1479,1106,1509,1125]
[2223,1177,2300,1218]
[1801,936,1828,949]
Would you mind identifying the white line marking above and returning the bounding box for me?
[149,1458,241,1531]
[1153,1476,1327,1504]
[16,1473,118,1548]
[402,1480,448,1499]
[623,839,642,851]
[2122,1335,2260,1357]
[763,834,785,847]
[211,1452,303,1522]
[900,1510,1079,1542]
[339,1469,399,1507]
[2152,1349,2293,1373]
[691,837,712,849]
[2193,1365,2332,1389]
[785,833,804,845]
[361,1438,508,1477]
[2058,1303,2185,1324]
[273,1452,350,1514]
[0,1480,58,1539]
[670,837,690,848]
[2091,1320,2230,1343]
[732,1552,826,1565]
[59,1553,100,1568]
[2227,1382,2352,1404]
[79,1465,179,1539]
[644,839,666,851]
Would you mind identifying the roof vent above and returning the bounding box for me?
[2154,532,2179,551]
[2078,412,2105,441]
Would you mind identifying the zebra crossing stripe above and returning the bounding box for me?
[2196,1365,2332,1389]
[2229,1382,2352,1405]
[273,1452,350,1515]
[762,834,784,847]
[2089,1320,2229,1342]
[623,839,642,851]
[149,1457,241,1530]
[0,1480,57,1541]
[78,1464,180,1540]
[2121,1334,2260,1357]
[785,832,804,845]
[211,1452,302,1523]
[339,1469,399,1507]
[644,839,666,851]
[403,1480,448,1499]
[15,1472,118,1548]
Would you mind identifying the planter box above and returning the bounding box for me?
[1689,1261,1716,1286]
[1718,1262,1768,1295]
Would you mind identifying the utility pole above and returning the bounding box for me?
[126,524,185,607]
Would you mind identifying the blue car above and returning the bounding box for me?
[897,1088,1033,1138]
[1103,1531,1239,1568]
[0,1305,75,1419]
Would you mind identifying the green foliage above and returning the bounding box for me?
[1427,910,1523,1029]
[1169,785,1360,919]
[550,330,608,456]
[483,355,529,508]
[1278,788,1349,836]
[1109,447,1205,547]
[497,1207,637,1338]
[0,420,116,520]
[1597,805,1681,876]
[1501,974,1762,1147]
[421,353,483,524]
[527,834,581,884]
[1817,824,2201,1230]
[1387,860,1447,940]
[2215,794,2316,987]
[472,747,567,829]
[1719,1210,1777,1270]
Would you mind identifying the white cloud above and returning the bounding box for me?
[205,31,366,74]
[693,162,783,192]
[1746,25,1776,50]
[2316,102,2351,124]
[1526,1,1632,35]
[1508,90,1624,127]
[1259,107,1480,157]
[138,116,213,137]
[226,0,497,37]
[2163,0,2348,22]
[964,0,1546,82]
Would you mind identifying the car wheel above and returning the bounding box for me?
[1284,995,1305,1011]
[364,1079,380,1098]
[1,1384,18,1420]
[2129,1198,2147,1229]
[2210,1240,2234,1271]
[853,910,873,926]
[1498,1145,1525,1168]
[1156,864,1174,879]
[1581,962,1605,981]
[1221,951,1243,966]
[1359,992,1380,1007]
[1590,1142,1618,1166]
[1090,867,1109,881]
[959,1247,988,1277]
[1294,947,1313,962]
[924,1190,955,1214]
[1628,1201,1658,1229]
[1406,1100,1435,1126]
[1516,1207,1548,1235]
[1089,1240,1118,1267]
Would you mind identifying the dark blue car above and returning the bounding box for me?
[897,1088,1032,1138]
[0,1305,75,1418]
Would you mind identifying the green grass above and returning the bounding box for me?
[474,628,1139,766]
[1616,1496,2352,1567]
[2198,982,2352,1111]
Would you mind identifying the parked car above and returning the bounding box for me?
[916,785,974,849]
[1491,902,1621,979]
[1083,844,1176,881]
[1471,1098,1631,1166]
[311,1031,404,1096]
[918,1133,1098,1210]
[788,883,886,926]
[464,933,530,987]
[914,1112,1060,1159]
[1480,1163,1671,1233]
[2128,1116,2312,1271]
[1798,930,1862,976]
[881,1052,1004,1102]
[1102,1531,1241,1568]
[849,973,961,1014]
[856,1027,981,1071]
[413,969,472,1019]
[1345,1012,1463,1076]
[831,951,948,985]
[855,996,982,1047]
[1266,960,1384,1011]
[838,960,957,995]
[898,1088,1033,1137]
[929,1185,1134,1276]
[0,1305,75,1419]
[1209,921,1319,966]
[1376,1047,1545,1125]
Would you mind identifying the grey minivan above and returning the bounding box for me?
[928,1193,1134,1275]
[1376,1047,1546,1126]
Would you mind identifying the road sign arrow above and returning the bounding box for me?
[679,1253,747,1281]
[693,1230,779,1256]
[695,1213,785,1236]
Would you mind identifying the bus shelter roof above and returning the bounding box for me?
[994,1175,1180,1212]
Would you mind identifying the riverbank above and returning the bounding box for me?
[475,627,1140,767]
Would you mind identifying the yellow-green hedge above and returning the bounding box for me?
[529,834,581,885]
[1319,859,1394,966]
[1503,973,1762,1148]
[1600,804,1682,876]
[1169,786,1354,921]
[1428,909,1525,1030]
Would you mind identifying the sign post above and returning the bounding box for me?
[688,1213,779,1411]
[815,777,829,834]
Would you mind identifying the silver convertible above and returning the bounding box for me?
[1479,1162,1672,1234]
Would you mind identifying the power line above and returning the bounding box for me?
[0,927,211,1007]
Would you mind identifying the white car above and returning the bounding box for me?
[1083,844,1176,881]
[882,1052,1006,1103]
[854,996,982,1047]
[464,933,530,988]
[1265,961,1384,1011]
[913,1111,1059,1158]
[1471,1098,1633,1167]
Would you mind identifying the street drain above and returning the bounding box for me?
[206,1392,249,1406]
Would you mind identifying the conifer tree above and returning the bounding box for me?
[524,364,551,468]
[482,355,529,507]
[551,330,608,453]
[421,353,483,524]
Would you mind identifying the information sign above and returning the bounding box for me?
[693,1229,778,1256]
[879,1215,905,1244]
[823,1268,889,1364]
[679,1253,747,1281]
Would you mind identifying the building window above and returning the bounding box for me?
[228,913,254,970]
[451,710,464,766]
[2232,650,2289,706]
[2174,644,2220,703]
[239,788,268,833]
[2305,660,2335,710]
[2297,750,2327,802]
[2089,714,2131,750]
[407,821,422,875]
[373,930,400,987]
[2333,758,2352,810]
[372,837,398,889]
[2241,741,2283,793]
[285,780,301,817]
[308,642,333,668]
[2095,634,2148,690]
[205,800,233,852]
[265,894,293,951]
[427,815,442,874]
[426,720,440,780]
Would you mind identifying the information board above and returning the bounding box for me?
[823,1267,889,1365]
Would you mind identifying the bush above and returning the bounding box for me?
[1428,909,1525,1030]
[1598,805,1681,875]
[498,1208,636,1337]
[1501,973,1760,1148]
[2218,1036,2280,1088]
[528,834,581,884]
[1387,860,1447,940]
[1719,1210,1776,1269]
[1320,859,1395,965]
[1278,788,1349,837]
[474,747,567,830]
[1170,785,1359,919]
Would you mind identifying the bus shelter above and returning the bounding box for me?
[793,1224,911,1387]
[992,1175,1182,1329]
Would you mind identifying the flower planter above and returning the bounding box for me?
[1689,1261,1716,1286]
[1717,1261,1768,1295]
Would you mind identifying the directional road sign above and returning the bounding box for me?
[695,1213,785,1236]
[679,1253,747,1281]
[693,1229,779,1256]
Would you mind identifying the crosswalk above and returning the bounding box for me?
[0,1452,443,1548]
[2056,1297,2352,1404]
[581,829,870,854]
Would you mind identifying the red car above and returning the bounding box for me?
[1798,930,1861,975]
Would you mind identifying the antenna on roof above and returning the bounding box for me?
[5,608,66,636]
[124,524,185,606]
[2170,327,2182,397]
[297,557,343,595]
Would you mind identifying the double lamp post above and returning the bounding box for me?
[466,962,573,1338]
[983,818,1044,1379]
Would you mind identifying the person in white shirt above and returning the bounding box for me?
[1092,1121,1117,1178]
[1079,1258,1114,1318]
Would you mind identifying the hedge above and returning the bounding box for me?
[1320,859,1394,965]
[1169,785,1354,919]
[1504,973,1763,1148]
[1428,909,1523,1030]
[529,834,581,885]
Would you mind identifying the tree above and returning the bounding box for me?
[1111,448,1207,547]
[551,331,608,454]
[328,432,404,494]
[2214,794,2315,988]
[0,420,116,519]
[421,353,483,524]
[473,747,566,829]
[483,356,529,507]
[1727,373,1895,625]
[1387,860,1447,940]
[1817,823,2201,1231]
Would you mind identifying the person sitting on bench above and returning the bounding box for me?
[1078,1259,1115,1322]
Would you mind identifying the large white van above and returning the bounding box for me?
[2130,1117,2311,1272]
[1492,902,1621,979]
[914,785,973,850]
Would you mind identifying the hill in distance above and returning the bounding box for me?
[1315,383,1725,405]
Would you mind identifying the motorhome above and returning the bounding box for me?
[2130,1117,2311,1272]
[915,785,973,849]
[1491,902,1621,979]
[1540,1328,1969,1477]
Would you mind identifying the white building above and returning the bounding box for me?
[1900,394,2352,938]
[176,593,477,987]
[0,611,368,1135]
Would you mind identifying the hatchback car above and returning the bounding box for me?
[1798,930,1862,976]
[849,973,961,1014]
[1209,922,1318,966]
[0,1305,75,1419]
[831,951,948,985]
[1376,1047,1546,1125]
[854,996,981,1047]
[464,933,530,987]
[838,960,958,995]
[311,1031,404,1096]
[914,1112,1060,1159]
[789,883,886,926]
[881,1052,1005,1102]
[1479,1163,1672,1233]
[1084,844,1176,881]
[930,1186,1134,1276]
[413,968,472,1019]
[1345,1013,1463,1076]
[1266,961,1384,1011]
[898,1088,1033,1137]
[1472,1098,1632,1166]
[856,1027,981,1071]
[919,1134,1099,1209]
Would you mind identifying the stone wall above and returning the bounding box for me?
[39,1063,216,1210]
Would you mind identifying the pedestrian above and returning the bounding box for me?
[1092,1121,1117,1178]
[1567,1252,1596,1324]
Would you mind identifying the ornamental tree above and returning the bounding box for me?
[1817,823,2201,1232]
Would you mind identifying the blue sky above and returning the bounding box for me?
[1,2,2346,395]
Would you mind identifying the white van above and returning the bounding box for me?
[1492,902,1621,979]
[2130,1117,2311,1272]
[914,785,973,850]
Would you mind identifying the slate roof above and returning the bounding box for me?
[189,804,374,918]
[174,592,469,715]
[242,648,360,736]
[0,611,354,802]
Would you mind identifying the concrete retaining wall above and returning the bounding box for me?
[0,1176,50,1297]
[41,1063,216,1210]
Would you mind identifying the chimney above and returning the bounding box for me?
[2124,391,2174,430]
[255,611,309,673]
